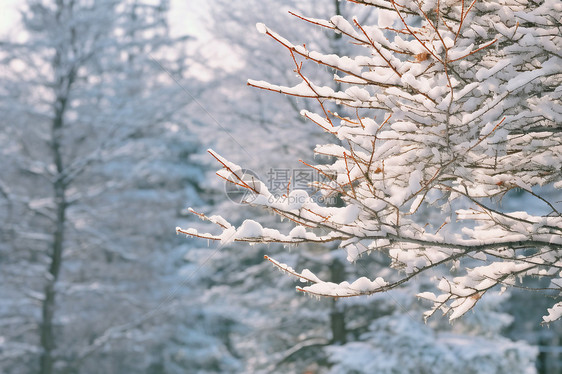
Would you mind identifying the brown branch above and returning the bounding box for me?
[353,19,402,78]
[449,38,498,62]
[264,255,318,282]
[208,150,260,194]
[391,0,443,64]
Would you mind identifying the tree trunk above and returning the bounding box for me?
[329,258,347,344]
[39,75,70,374]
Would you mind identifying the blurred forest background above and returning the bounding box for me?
[0,0,560,373]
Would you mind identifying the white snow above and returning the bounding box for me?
[236,220,264,238]
[255,22,267,34]
[377,9,397,28]
[542,302,562,323]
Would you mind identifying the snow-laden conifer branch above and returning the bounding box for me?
[179,0,562,322]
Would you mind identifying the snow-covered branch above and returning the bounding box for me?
[179,0,562,322]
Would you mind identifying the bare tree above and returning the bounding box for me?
[0,1,202,373]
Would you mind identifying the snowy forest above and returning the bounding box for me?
[0,0,560,373]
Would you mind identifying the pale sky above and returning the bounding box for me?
[169,0,209,39]
[0,0,20,37]
[0,0,207,39]
[0,1,241,81]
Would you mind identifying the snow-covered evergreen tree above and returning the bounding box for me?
[0,1,207,373]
